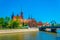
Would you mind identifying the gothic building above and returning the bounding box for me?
[11,11,24,26]
[12,11,23,20]
[11,11,37,27]
[28,17,37,28]
[37,21,43,27]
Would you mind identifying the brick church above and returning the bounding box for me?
[11,11,37,27]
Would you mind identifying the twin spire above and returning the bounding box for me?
[11,9,23,19]
[11,8,33,20]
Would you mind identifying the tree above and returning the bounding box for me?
[3,17,10,28]
[50,20,56,26]
[24,23,28,28]
[7,19,13,28]
[13,21,19,28]
[0,18,4,28]
[5,16,10,22]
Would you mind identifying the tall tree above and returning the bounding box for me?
[0,18,4,28]
[3,17,10,28]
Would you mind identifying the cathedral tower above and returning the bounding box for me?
[20,8,23,19]
[11,12,14,19]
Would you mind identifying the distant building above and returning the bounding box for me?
[11,11,25,26]
[43,22,50,26]
[12,11,23,21]
[37,21,43,27]
[28,18,37,28]
[11,10,37,27]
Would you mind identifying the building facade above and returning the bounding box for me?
[11,11,37,27]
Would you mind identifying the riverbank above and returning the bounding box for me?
[0,28,39,33]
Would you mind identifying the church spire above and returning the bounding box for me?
[20,8,23,19]
[11,12,14,19]
[31,14,33,19]
[28,15,30,19]
[17,14,19,16]
[28,13,33,19]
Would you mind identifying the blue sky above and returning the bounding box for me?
[0,0,60,23]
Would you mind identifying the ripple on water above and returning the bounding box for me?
[0,31,57,40]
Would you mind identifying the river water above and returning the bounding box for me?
[0,31,57,40]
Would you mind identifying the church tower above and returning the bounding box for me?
[20,8,23,19]
[20,11,23,19]
[11,12,14,19]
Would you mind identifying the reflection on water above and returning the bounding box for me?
[0,31,56,40]
[36,32,56,40]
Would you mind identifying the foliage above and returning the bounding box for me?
[0,18,4,28]
[50,20,56,26]
[2,17,10,28]
[12,21,19,28]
